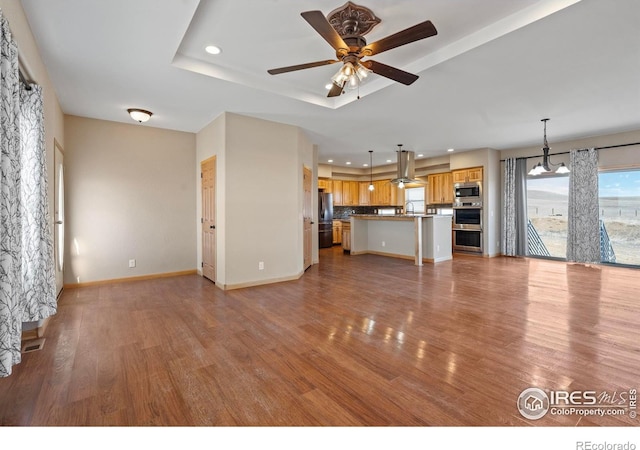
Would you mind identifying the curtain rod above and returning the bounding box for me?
[500,141,640,162]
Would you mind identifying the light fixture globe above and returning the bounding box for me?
[127,108,153,123]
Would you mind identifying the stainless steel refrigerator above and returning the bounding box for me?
[318,191,333,248]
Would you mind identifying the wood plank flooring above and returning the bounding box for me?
[1,248,639,426]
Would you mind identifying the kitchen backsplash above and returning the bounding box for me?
[333,206,375,219]
[333,206,403,219]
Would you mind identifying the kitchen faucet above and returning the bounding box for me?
[405,201,416,215]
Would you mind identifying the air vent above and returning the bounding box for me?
[21,338,45,353]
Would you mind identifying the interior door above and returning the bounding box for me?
[303,166,312,270]
[54,140,64,296]
[201,157,216,282]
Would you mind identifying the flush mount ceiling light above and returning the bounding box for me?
[127,108,152,123]
[528,118,570,175]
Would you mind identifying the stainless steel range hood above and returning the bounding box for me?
[390,148,420,186]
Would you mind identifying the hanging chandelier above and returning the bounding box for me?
[528,118,570,175]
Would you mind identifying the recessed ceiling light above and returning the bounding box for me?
[417,154,424,157]
[205,45,222,55]
[346,161,351,165]
[328,159,334,163]
[325,84,333,90]
[447,148,454,152]
[363,163,368,167]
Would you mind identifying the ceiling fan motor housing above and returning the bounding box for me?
[339,36,368,59]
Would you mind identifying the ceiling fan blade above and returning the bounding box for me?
[363,20,437,56]
[362,60,419,85]
[327,81,345,97]
[268,59,339,75]
[301,10,349,52]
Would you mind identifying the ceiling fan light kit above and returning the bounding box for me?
[267,2,437,98]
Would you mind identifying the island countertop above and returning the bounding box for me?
[347,214,452,265]
[348,214,442,220]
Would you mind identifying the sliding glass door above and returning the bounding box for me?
[526,175,569,258]
[598,169,640,266]
[524,168,640,267]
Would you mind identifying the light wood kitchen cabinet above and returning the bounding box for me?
[318,178,332,192]
[427,172,453,204]
[391,183,404,207]
[371,180,389,205]
[332,221,342,244]
[359,182,371,206]
[341,221,351,251]
[452,167,483,183]
[342,181,359,206]
[332,180,343,205]
[327,178,403,207]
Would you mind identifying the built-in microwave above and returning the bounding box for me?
[453,182,482,205]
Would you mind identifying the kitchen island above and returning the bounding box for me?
[348,214,452,265]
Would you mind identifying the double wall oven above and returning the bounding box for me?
[452,182,483,253]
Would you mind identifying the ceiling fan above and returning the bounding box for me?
[267,2,437,97]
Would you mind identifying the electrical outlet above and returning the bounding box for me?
[382,241,386,247]
[437,244,440,252]
[129,259,136,268]
[258,261,264,270]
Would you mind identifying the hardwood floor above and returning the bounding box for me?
[1,248,639,426]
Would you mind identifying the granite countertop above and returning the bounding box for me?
[349,214,442,220]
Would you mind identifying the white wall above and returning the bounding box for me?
[196,112,315,289]
[64,115,196,284]
[1,0,65,292]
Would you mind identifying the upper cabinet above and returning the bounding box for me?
[452,167,483,183]
[371,180,389,205]
[332,180,343,205]
[328,178,403,207]
[318,178,332,192]
[341,180,360,206]
[427,172,453,205]
[359,182,371,206]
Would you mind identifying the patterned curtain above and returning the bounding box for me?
[503,157,528,256]
[0,10,56,377]
[566,148,600,263]
[0,11,22,377]
[20,84,56,323]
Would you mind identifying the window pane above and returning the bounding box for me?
[526,176,569,258]
[405,187,425,213]
[598,170,640,266]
